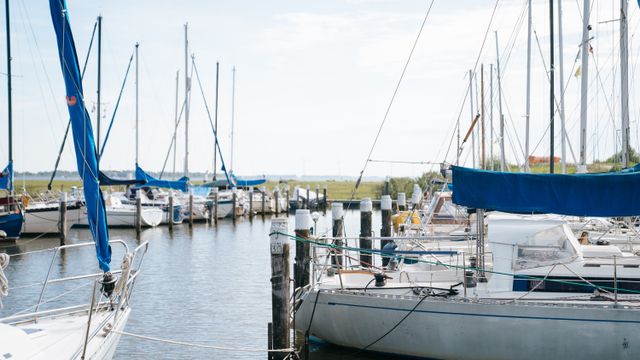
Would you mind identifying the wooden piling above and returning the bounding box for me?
[305,185,310,210]
[397,192,406,212]
[331,202,344,268]
[322,185,327,214]
[261,186,266,218]
[249,187,254,219]
[213,187,219,225]
[359,198,373,267]
[315,185,320,211]
[208,189,214,224]
[59,192,67,246]
[294,209,311,290]
[135,190,142,236]
[168,192,174,231]
[285,185,290,214]
[270,218,290,360]
[188,189,194,227]
[380,195,392,266]
[274,188,280,216]
[232,190,237,223]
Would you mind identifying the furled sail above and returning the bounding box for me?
[135,165,189,192]
[451,165,640,217]
[49,0,111,272]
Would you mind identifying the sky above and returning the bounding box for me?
[1,0,640,179]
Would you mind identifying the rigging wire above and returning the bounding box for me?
[346,0,435,207]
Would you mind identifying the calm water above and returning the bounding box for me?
[0,210,404,359]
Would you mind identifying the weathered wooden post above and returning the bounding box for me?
[213,187,219,225]
[208,189,214,224]
[135,190,142,236]
[322,185,328,214]
[59,192,67,246]
[168,191,174,231]
[261,186,267,218]
[397,192,407,212]
[380,195,393,266]
[359,198,373,267]
[232,189,237,223]
[411,184,422,209]
[270,218,290,360]
[249,186,254,219]
[274,188,280,216]
[294,209,311,290]
[315,184,320,211]
[331,202,344,267]
[188,188,194,227]
[295,187,300,210]
[305,185,310,210]
[285,185,290,213]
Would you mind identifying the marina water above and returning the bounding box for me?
[1,210,403,359]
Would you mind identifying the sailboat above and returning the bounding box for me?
[0,0,23,241]
[0,1,148,357]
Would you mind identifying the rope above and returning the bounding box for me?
[0,253,9,308]
[111,330,293,353]
[271,231,640,295]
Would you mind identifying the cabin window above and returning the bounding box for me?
[514,225,577,270]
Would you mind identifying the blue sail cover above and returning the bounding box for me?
[451,166,640,217]
[50,0,110,272]
[0,162,12,191]
[98,170,146,187]
[230,172,266,187]
[135,165,188,192]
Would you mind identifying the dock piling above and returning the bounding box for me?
[269,218,290,360]
[135,190,142,236]
[285,185,290,213]
[380,195,393,266]
[249,187,254,219]
[261,186,266,218]
[359,198,373,267]
[397,192,406,212]
[322,185,327,214]
[213,187,219,225]
[331,202,344,267]
[305,185,310,210]
[188,188,194,227]
[274,188,280,216]
[168,192,174,231]
[59,192,67,246]
[315,185,320,211]
[294,209,311,290]
[232,190,237,223]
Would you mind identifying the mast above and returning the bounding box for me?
[214,62,219,180]
[469,69,476,168]
[5,0,12,191]
[490,64,494,170]
[184,23,190,178]
[524,0,532,172]
[173,70,179,177]
[558,0,567,174]
[97,15,102,157]
[481,64,485,169]
[231,66,236,173]
[495,32,506,171]
[135,42,139,166]
[549,0,555,174]
[621,0,630,168]
[578,0,590,173]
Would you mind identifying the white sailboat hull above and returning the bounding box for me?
[75,207,163,228]
[296,290,640,360]
[22,203,84,235]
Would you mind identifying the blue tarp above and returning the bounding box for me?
[0,162,12,191]
[135,165,188,192]
[231,172,266,187]
[451,165,640,217]
[50,0,111,272]
[99,171,146,187]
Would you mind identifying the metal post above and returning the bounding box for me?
[614,255,619,307]
[294,209,311,290]
[59,192,67,246]
[476,209,486,281]
[359,198,373,267]
[331,203,344,268]
[270,218,290,360]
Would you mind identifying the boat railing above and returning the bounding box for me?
[0,239,149,325]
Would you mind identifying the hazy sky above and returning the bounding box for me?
[1,0,639,179]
